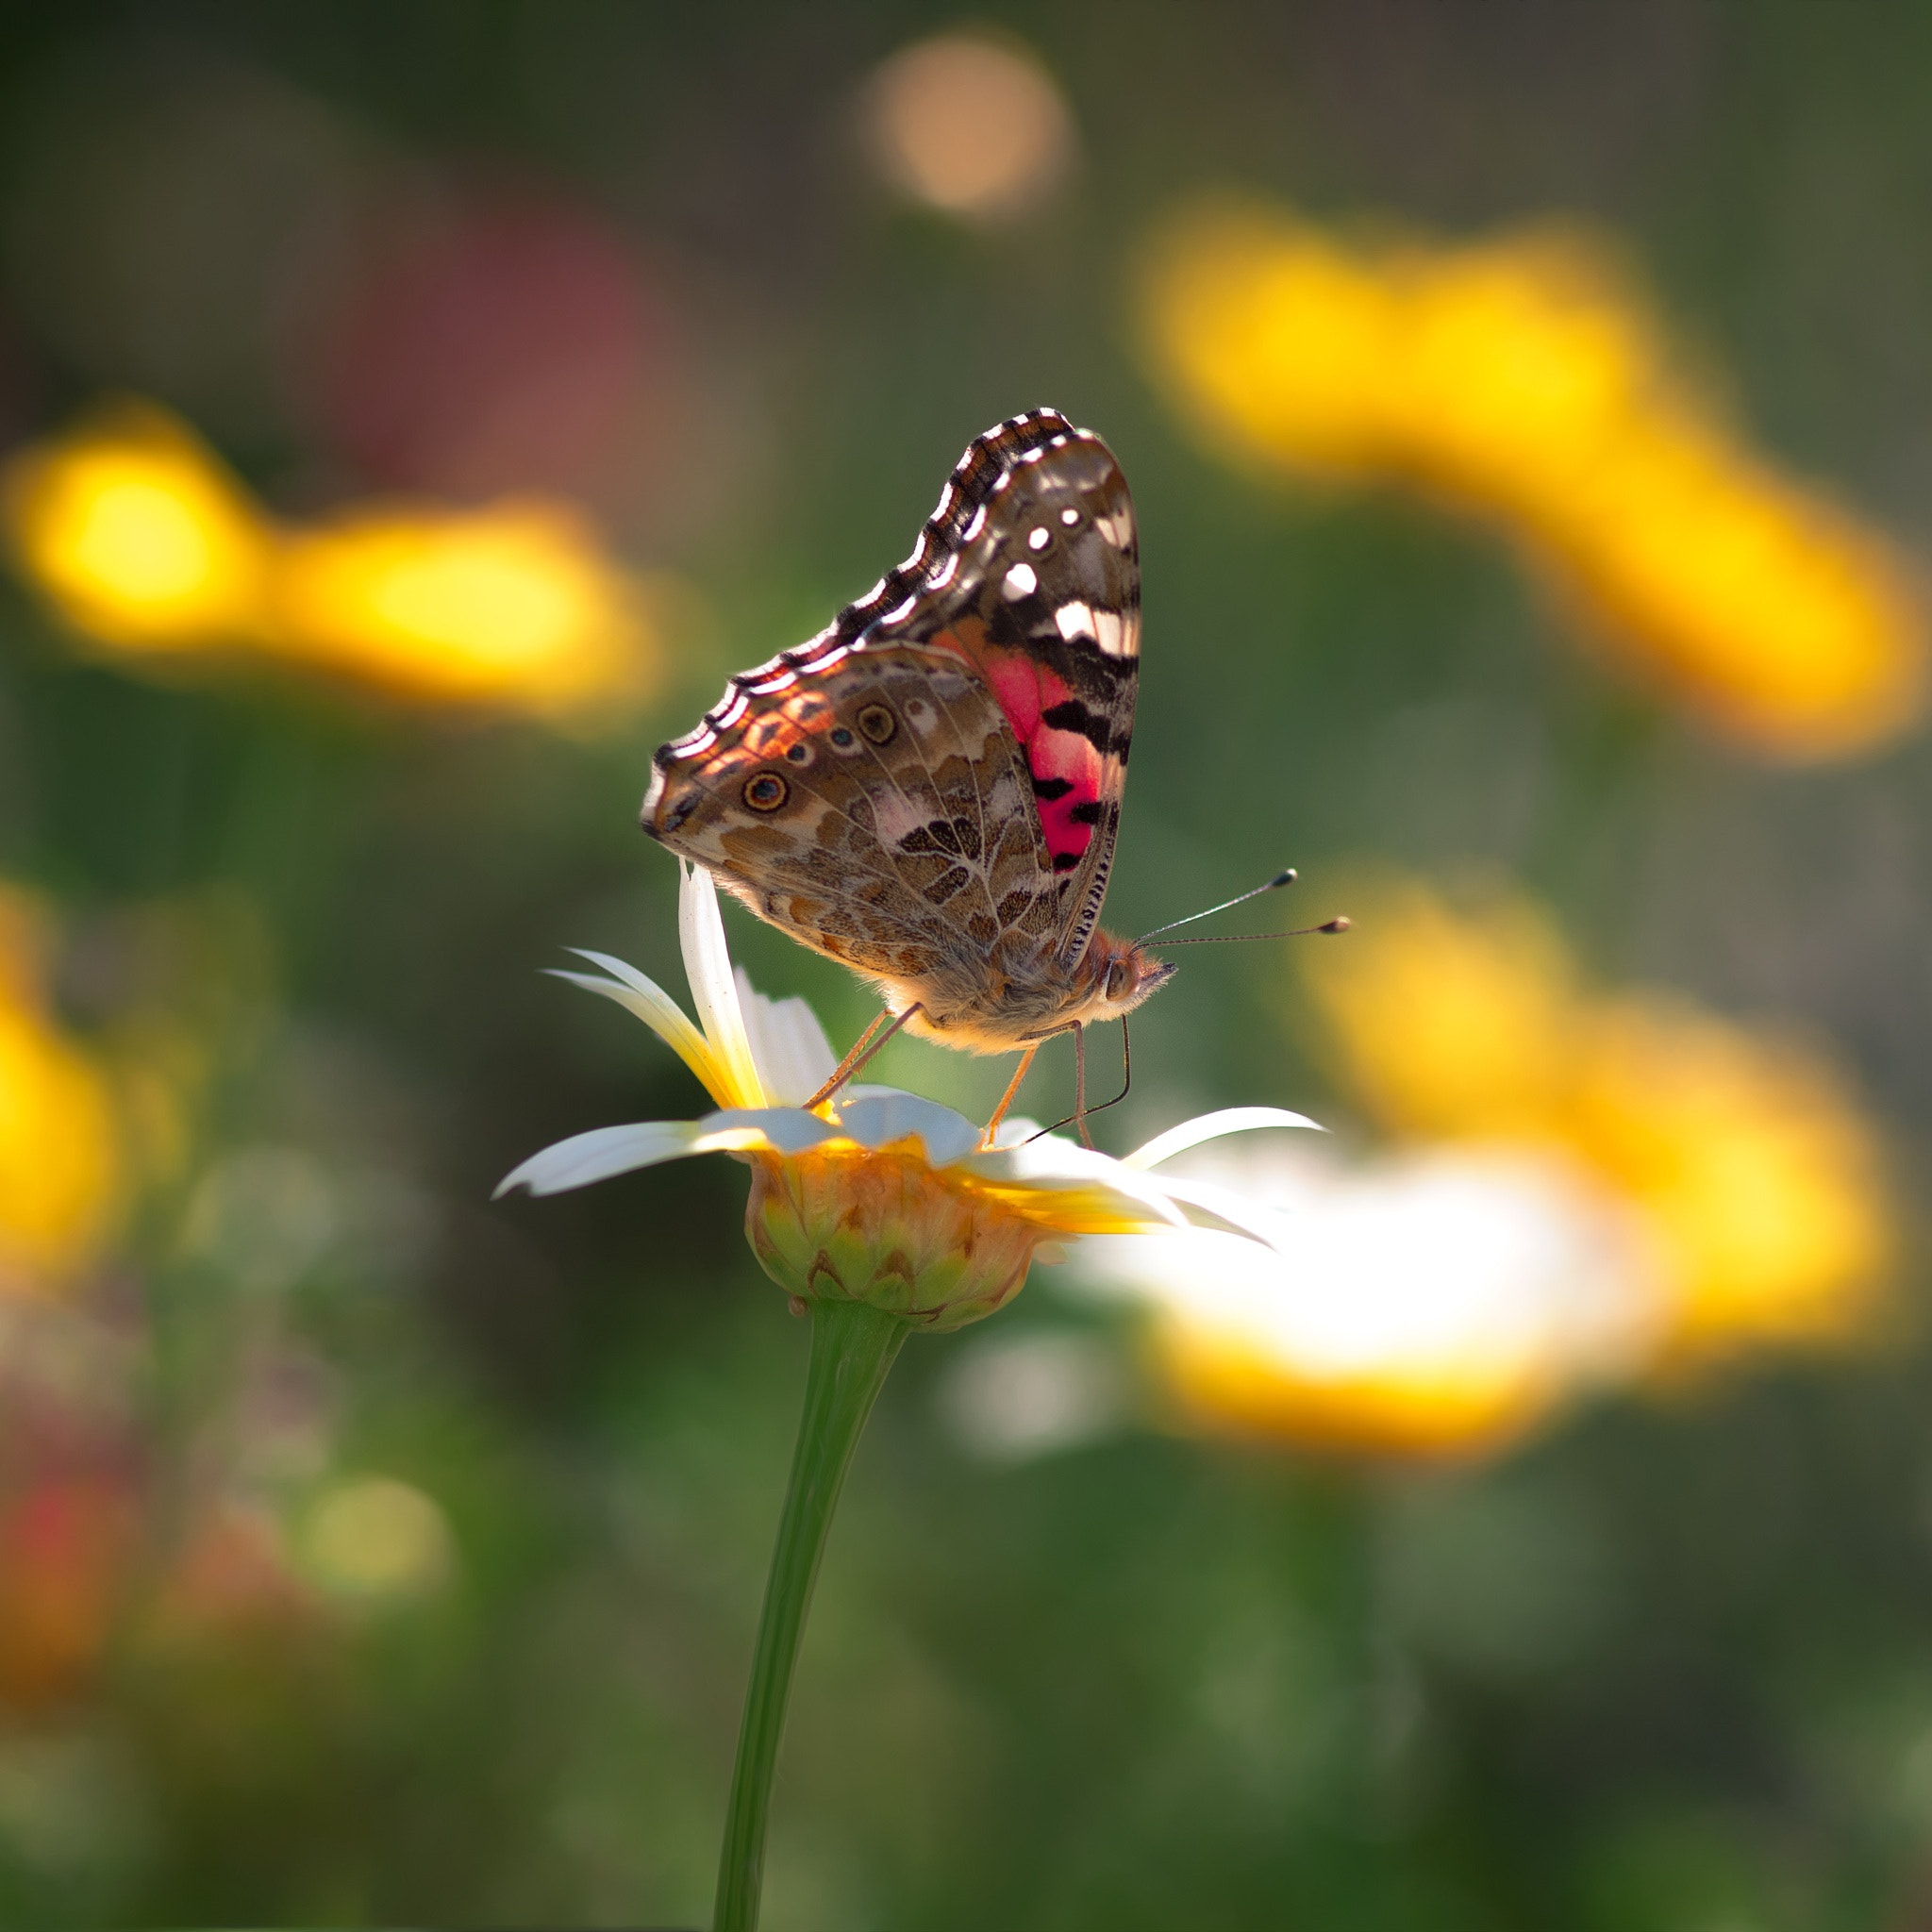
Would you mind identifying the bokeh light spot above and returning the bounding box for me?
[863,33,1076,222]
[299,1476,454,1607]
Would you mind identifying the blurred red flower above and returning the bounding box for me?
[296,184,678,508]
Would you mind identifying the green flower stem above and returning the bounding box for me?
[714,1298,909,1932]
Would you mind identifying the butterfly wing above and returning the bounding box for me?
[641,641,1065,1011]
[642,409,1139,1000]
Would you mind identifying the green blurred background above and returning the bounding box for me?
[0,4,1929,1927]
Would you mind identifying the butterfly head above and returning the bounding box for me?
[1084,929,1177,1021]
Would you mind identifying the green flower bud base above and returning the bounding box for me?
[745,1142,1047,1331]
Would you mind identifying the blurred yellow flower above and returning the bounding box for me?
[1549,423,1923,758]
[1,400,275,651]
[0,891,122,1294]
[1294,881,1578,1142]
[1141,201,1926,760]
[274,499,656,719]
[3,400,661,724]
[1301,878,1893,1362]
[1566,999,1891,1355]
[1141,211,1407,478]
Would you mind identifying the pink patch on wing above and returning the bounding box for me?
[955,641,1105,870]
[1030,730,1104,868]
[975,651,1052,738]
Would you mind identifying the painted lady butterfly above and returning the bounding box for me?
[641,408,1174,1124]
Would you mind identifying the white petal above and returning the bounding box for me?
[551,954,732,1107]
[495,1107,845,1198]
[1123,1107,1324,1172]
[735,968,839,1107]
[973,1135,1146,1186]
[960,1137,1193,1229]
[970,1136,1300,1249]
[692,1107,842,1155]
[495,1121,711,1196]
[1135,1172,1299,1250]
[677,863,767,1108]
[835,1091,983,1165]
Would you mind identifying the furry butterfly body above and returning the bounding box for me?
[641,409,1173,1061]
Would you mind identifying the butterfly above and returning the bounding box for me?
[641,408,1174,1135]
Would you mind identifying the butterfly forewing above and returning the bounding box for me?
[642,408,1141,1044]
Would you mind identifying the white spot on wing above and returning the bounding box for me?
[1091,608,1133,657]
[1060,507,1079,525]
[1055,600,1096,642]
[1095,510,1134,549]
[1027,525,1050,551]
[962,503,988,541]
[1004,562,1038,600]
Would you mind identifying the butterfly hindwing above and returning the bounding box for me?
[642,645,1062,996]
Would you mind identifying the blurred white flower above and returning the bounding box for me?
[1074,1141,1664,1457]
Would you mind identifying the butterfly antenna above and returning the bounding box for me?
[1138,868,1299,943]
[1158,916,1351,946]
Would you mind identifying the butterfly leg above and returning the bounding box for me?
[808,1009,887,1106]
[981,1044,1040,1147]
[1023,1020,1133,1145]
[803,1005,922,1110]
